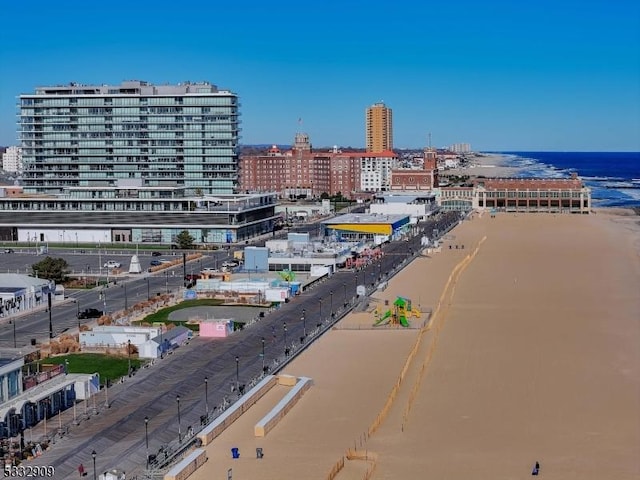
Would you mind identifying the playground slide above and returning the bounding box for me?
[374,310,393,326]
[398,315,410,327]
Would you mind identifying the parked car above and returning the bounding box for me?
[104,260,121,269]
[150,259,162,266]
[2,248,14,254]
[77,308,103,319]
[222,260,239,268]
[184,274,202,281]
[151,251,162,257]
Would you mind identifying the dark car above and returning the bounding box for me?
[2,248,14,253]
[150,259,162,266]
[151,251,162,257]
[77,308,103,319]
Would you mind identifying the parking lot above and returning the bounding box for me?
[0,247,213,278]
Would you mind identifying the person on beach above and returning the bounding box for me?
[531,460,540,475]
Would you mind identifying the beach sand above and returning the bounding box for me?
[443,153,523,178]
[189,210,640,479]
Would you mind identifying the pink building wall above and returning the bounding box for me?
[200,320,232,338]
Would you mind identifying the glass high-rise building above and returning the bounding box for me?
[19,80,239,195]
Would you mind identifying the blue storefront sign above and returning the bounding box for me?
[183,289,197,300]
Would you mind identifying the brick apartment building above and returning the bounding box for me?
[390,148,439,191]
[240,134,364,199]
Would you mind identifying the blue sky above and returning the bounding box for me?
[1,0,638,151]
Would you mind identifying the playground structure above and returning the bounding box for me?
[373,296,421,327]
[278,269,296,282]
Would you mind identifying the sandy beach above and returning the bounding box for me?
[443,153,524,178]
[189,209,640,480]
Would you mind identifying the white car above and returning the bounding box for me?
[104,260,121,269]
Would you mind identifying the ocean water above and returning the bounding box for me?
[494,152,640,208]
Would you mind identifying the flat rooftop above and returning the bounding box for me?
[373,192,436,203]
[323,213,409,225]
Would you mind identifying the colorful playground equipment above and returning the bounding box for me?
[373,296,421,327]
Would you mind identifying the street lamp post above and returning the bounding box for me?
[146,277,150,300]
[9,320,15,348]
[301,308,306,339]
[127,340,131,377]
[204,377,209,421]
[283,322,288,356]
[144,416,149,467]
[176,395,182,442]
[319,298,323,324]
[261,337,266,373]
[343,282,347,306]
[330,290,334,319]
[91,450,97,480]
[204,377,209,418]
[124,283,128,311]
[165,271,169,294]
[235,356,239,390]
[47,291,53,339]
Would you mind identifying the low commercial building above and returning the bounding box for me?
[322,213,411,242]
[369,192,438,222]
[437,174,591,213]
[79,326,163,350]
[0,187,279,245]
[0,274,56,319]
[0,349,96,439]
[474,175,591,213]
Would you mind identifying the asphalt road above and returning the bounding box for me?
[0,249,237,348]
[20,211,463,479]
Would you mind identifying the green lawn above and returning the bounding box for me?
[37,353,142,382]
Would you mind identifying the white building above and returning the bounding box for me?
[1,147,22,173]
[139,326,191,359]
[448,143,471,154]
[79,325,162,350]
[0,354,23,406]
[369,193,438,223]
[360,152,398,192]
[0,274,56,318]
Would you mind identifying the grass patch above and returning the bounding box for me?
[36,353,142,382]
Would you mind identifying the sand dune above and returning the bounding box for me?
[189,210,640,480]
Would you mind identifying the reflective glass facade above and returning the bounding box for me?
[19,80,240,195]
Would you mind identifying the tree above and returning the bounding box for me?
[32,257,70,283]
[320,192,330,199]
[175,230,195,249]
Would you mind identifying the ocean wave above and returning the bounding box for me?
[502,152,640,207]
[582,175,627,182]
[600,182,637,189]
[590,185,640,206]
